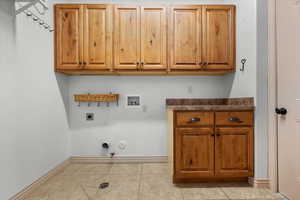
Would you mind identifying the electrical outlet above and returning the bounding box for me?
[86,113,94,121]
[118,141,127,150]
[297,177,300,182]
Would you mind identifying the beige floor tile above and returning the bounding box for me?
[24,190,49,200]
[23,163,285,200]
[109,163,142,175]
[221,187,284,200]
[91,164,113,174]
[182,187,228,200]
[93,174,140,200]
[139,174,183,200]
[142,163,169,175]
[68,185,89,200]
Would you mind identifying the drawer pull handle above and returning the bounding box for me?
[188,117,201,123]
[229,117,243,123]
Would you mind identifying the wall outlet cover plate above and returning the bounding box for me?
[126,95,142,108]
[86,113,94,121]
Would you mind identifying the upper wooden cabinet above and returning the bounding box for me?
[54,4,236,75]
[169,5,235,71]
[141,6,167,70]
[114,6,140,70]
[202,5,235,70]
[55,5,83,70]
[83,5,113,70]
[114,5,167,71]
[169,6,201,70]
[55,4,113,71]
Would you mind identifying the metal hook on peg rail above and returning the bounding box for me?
[240,58,247,71]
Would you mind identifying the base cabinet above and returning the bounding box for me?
[175,128,215,179]
[215,127,254,177]
[172,111,254,183]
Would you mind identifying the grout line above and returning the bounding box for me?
[137,163,143,200]
[179,188,185,200]
[219,187,231,200]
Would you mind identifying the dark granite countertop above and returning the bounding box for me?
[166,97,255,111]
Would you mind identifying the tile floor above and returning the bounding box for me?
[24,163,283,200]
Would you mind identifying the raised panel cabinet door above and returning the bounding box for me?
[140,6,167,70]
[114,6,140,70]
[169,6,202,70]
[202,5,236,70]
[175,128,215,179]
[55,5,83,70]
[83,5,113,70]
[215,127,254,177]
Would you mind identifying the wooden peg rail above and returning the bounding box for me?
[74,94,119,103]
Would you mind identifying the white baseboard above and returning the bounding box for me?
[70,156,168,164]
[249,177,270,189]
[9,158,71,200]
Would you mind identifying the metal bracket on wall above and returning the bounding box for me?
[15,0,54,32]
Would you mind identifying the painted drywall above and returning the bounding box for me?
[59,0,258,158]
[0,1,70,199]
[69,76,231,156]
[255,0,268,178]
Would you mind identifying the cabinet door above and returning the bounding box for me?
[175,128,215,179]
[114,6,140,70]
[55,5,83,70]
[140,6,167,70]
[83,5,113,70]
[169,6,202,70]
[215,127,253,177]
[202,5,236,70]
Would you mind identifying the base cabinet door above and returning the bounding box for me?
[175,128,215,180]
[215,127,253,177]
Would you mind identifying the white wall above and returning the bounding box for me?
[256,0,268,178]
[69,76,231,156]
[0,1,70,199]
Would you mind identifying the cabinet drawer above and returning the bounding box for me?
[216,111,253,126]
[176,112,214,126]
